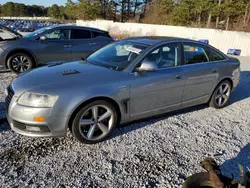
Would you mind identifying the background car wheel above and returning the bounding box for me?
[209,80,232,109]
[7,53,35,74]
[72,100,118,144]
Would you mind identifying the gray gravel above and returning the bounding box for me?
[0,57,250,188]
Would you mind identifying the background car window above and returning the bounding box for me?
[184,43,209,64]
[45,29,70,40]
[142,43,181,69]
[207,49,226,61]
[71,29,91,39]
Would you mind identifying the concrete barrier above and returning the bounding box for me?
[77,19,250,56]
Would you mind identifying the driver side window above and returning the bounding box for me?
[45,29,70,40]
[142,43,181,70]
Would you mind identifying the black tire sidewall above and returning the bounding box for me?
[72,100,118,144]
[210,80,232,109]
[7,53,35,74]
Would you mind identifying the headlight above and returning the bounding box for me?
[17,92,58,108]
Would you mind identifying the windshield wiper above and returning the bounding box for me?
[85,59,119,71]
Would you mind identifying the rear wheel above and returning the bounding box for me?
[7,53,35,74]
[209,80,232,109]
[72,100,118,144]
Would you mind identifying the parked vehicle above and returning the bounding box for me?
[0,19,59,32]
[6,37,240,144]
[0,24,114,74]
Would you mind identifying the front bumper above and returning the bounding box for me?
[7,95,69,137]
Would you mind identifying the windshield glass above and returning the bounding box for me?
[86,41,147,71]
[23,27,52,38]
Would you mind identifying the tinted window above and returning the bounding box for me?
[207,49,226,61]
[184,43,209,64]
[45,29,70,40]
[71,29,91,39]
[92,31,110,38]
[142,43,181,69]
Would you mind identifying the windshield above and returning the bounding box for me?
[86,41,147,71]
[23,27,52,38]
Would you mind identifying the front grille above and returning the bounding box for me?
[5,86,15,109]
[12,120,50,132]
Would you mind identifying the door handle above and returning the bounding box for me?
[64,44,72,48]
[89,43,96,45]
[212,68,218,73]
[176,74,182,79]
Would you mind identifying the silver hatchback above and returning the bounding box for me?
[6,37,240,144]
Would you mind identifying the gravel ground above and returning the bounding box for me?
[0,57,250,188]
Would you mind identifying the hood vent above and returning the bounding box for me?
[57,70,80,76]
[48,62,63,67]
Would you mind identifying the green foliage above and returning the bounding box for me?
[221,0,245,17]
[0,0,250,31]
[74,0,100,20]
[0,2,47,17]
[47,4,60,18]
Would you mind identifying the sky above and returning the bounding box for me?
[0,0,67,7]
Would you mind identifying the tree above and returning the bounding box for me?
[215,0,222,28]
[1,2,15,16]
[47,4,60,18]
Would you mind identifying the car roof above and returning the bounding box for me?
[121,36,203,46]
[48,24,108,33]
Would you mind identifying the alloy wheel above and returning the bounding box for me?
[215,83,231,107]
[12,55,31,72]
[78,105,114,141]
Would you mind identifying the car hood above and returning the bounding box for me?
[0,24,23,39]
[12,60,122,95]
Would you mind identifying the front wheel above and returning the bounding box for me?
[7,53,35,74]
[72,100,118,144]
[209,80,232,109]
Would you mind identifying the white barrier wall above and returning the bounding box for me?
[0,17,52,20]
[77,19,250,56]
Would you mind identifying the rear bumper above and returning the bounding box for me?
[232,68,241,90]
[0,49,7,70]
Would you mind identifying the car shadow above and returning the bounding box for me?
[0,102,10,132]
[229,71,250,104]
[112,70,250,139]
[220,143,250,180]
[112,104,207,139]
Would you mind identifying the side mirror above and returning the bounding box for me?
[136,61,157,72]
[39,36,46,41]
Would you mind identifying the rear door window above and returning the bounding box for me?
[71,29,91,39]
[207,48,226,61]
[183,43,209,64]
[91,31,110,38]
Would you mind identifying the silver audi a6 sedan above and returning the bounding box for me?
[6,37,240,144]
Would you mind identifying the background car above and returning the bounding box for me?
[0,19,59,32]
[0,24,114,74]
[6,37,241,144]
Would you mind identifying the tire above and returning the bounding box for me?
[209,80,232,109]
[72,100,118,144]
[7,52,35,74]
